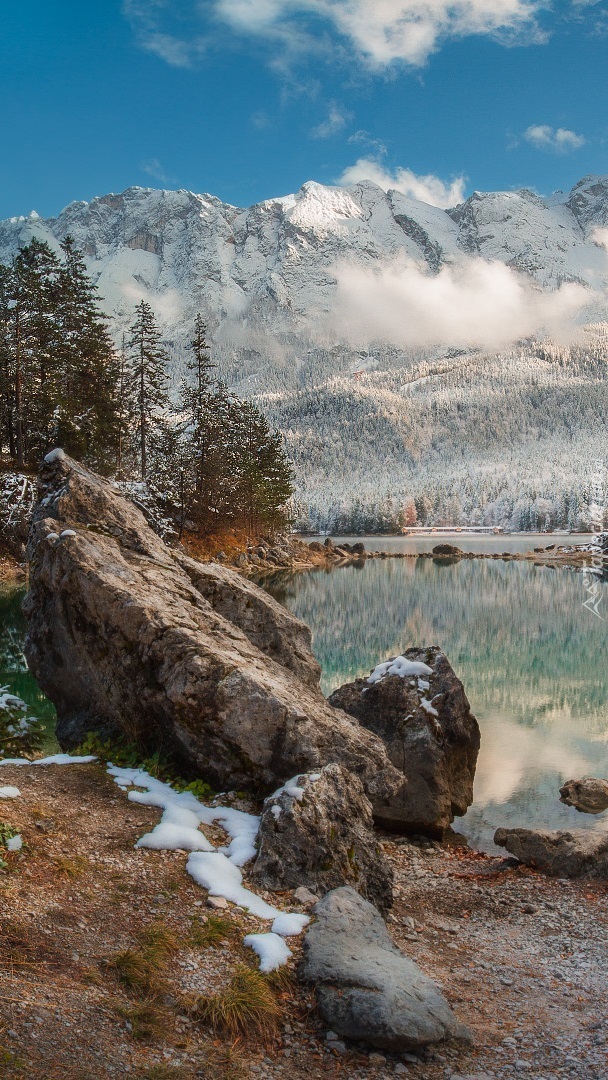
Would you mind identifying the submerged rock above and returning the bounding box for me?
[251,764,393,913]
[559,777,608,815]
[328,648,480,837]
[299,887,470,1051]
[24,454,401,800]
[494,827,608,878]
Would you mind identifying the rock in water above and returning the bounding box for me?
[23,454,401,800]
[494,827,608,879]
[559,777,608,815]
[431,544,462,556]
[251,764,393,913]
[299,887,470,1051]
[328,648,480,837]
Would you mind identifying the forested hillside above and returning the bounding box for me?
[1,177,607,532]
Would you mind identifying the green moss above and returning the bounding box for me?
[74,731,214,798]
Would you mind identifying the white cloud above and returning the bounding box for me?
[591,227,608,252]
[141,158,174,183]
[123,1,207,67]
[215,0,543,67]
[523,124,586,153]
[337,158,466,208]
[311,102,352,139]
[323,255,589,351]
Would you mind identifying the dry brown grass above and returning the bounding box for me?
[191,965,281,1040]
[180,528,250,563]
[189,914,237,949]
[53,855,90,878]
[107,921,179,999]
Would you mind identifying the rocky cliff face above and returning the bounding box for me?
[2,178,608,525]
[1,176,608,365]
[23,453,401,800]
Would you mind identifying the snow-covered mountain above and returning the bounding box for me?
[1,176,608,528]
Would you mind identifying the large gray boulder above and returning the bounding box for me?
[23,453,401,800]
[251,764,393,914]
[494,827,608,878]
[559,777,608,815]
[299,887,470,1051]
[328,648,480,836]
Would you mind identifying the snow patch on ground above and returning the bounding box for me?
[244,932,292,972]
[271,912,310,936]
[107,764,309,969]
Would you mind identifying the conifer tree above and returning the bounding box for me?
[127,300,171,480]
[232,399,294,535]
[54,235,120,471]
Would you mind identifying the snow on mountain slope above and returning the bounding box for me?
[2,175,608,358]
[1,176,608,526]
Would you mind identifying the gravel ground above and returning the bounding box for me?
[0,761,606,1080]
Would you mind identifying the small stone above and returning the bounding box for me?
[325,1031,340,1042]
[521,904,537,914]
[369,1053,387,1065]
[394,1066,408,1075]
[293,886,320,906]
[206,896,228,910]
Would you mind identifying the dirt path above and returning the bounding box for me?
[0,762,606,1080]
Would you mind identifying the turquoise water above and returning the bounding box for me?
[260,557,608,850]
[0,585,57,736]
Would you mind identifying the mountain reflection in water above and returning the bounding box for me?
[258,558,608,851]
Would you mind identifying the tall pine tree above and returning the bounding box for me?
[127,301,171,480]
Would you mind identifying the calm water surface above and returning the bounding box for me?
[260,556,608,851]
[331,532,595,555]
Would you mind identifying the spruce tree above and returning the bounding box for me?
[232,399,294,535]
[54,235,120,471]
[178,314,226,528]
[127,301,171,480]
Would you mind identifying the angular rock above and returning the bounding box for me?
[23,453,401,800]
[251,764,393,913]
[328,648,480,837]
[559,777,608,815]
[494,827,608,879]
[299,887,470,1051]
[175,552,321,688]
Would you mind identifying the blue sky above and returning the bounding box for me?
[1,0,606,218]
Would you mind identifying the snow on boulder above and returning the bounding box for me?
[329,647,480,838]
[251,764,394,914]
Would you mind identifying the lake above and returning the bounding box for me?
[259,551,608,851]
[330,532,596,555]
[2,550,607,853]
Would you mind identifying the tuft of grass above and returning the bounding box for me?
[190,915,236,949]
[120,1001,167,1042]
[192,965,281,1040]
[53,855,89,878]
[107,921,178,999]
